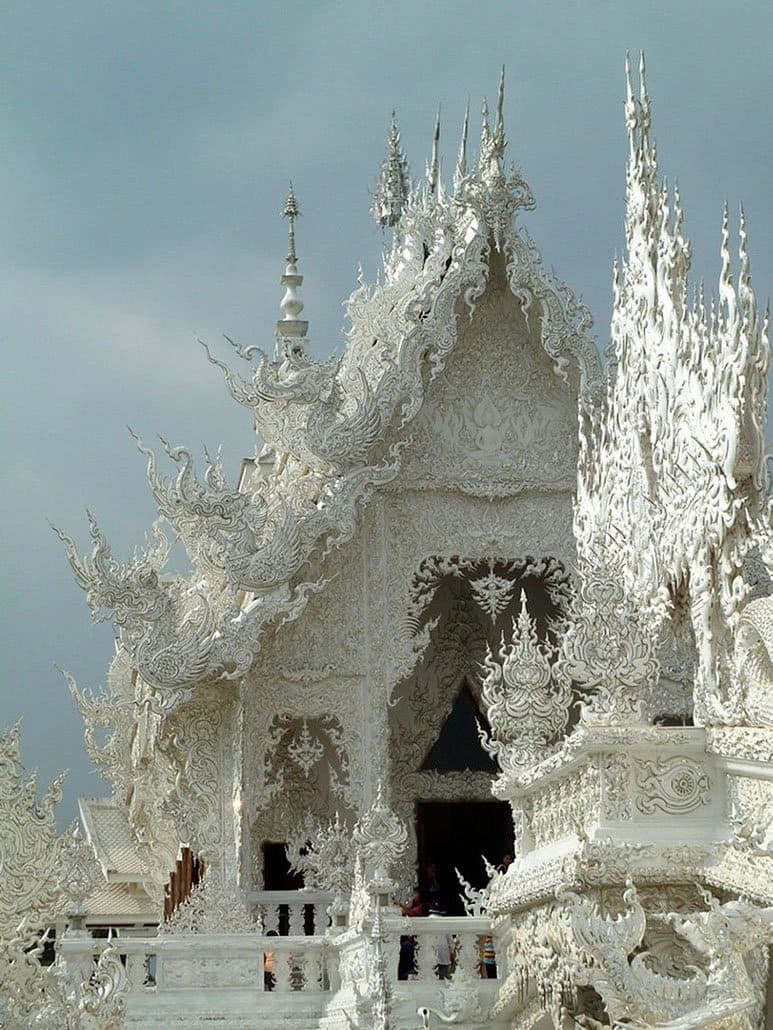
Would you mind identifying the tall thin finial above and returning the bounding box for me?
[479,70,506,175]
[277,183,308,350]
[638,51,650,136]
[283,183,299,265]
[479,96,492,171]
[719,201,736,329]
[739,203,751,291]
[427,105,441,197]
[371,111,411,228]
[624,51,637,143]
[454,99,470,189]
[494,66,506,147]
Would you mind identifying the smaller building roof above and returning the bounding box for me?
[85,880,158,924]
[79,796,144,880]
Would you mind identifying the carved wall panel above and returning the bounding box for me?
[160,685,239,873]
[394,257,579,497]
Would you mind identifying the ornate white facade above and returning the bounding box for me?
[2,61,772,1028]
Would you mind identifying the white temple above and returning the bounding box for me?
[2,61,773,1029]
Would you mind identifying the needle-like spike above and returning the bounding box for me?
[480,96,491,161]
[494,65,505,144]
[276,184,309,351]
[624,51,637,142]
[427,105,441,197]
[454,99,470,189]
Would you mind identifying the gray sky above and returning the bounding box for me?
[2,1,771,826]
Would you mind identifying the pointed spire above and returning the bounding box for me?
[480,96,491,157]
[738,203,757,328]
[494,66,506,150]
[479,71,506,176]
[623,52,636,151]
[638,51,650,136]
[371,112,410,228]
[454,100,470,189]
[282,183,299,264]
[738,203,751,291]
[276,183,309,350]
[427,105,441,198]
[719,201,736,327]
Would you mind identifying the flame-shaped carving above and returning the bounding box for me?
[480,592,571,773]
[556,557,660,723]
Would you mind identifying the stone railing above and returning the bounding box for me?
[58,913,500,988]
[55,913,506,1025]
[385,914,501,983]
[57,933,160,995]
[57,930,333,994]
[248,888,333,936]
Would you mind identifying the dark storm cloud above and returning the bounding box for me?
[1,1,771,823]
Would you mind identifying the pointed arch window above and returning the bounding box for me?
[420,681,497,773]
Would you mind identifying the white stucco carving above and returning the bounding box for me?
[4,59,772,1028]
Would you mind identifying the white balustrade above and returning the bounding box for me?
[57,930,332,996]
[57,934,159,994]
[248,889,333,936]
[55,912,501,1025]
[384,915,500,982]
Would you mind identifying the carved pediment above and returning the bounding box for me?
[394,254,580,497]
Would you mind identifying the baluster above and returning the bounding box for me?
[290,950,304,992]
[124,950,145,993]
[265,904,279,936]
[288,901,304,936]
[414,929,436,983]
[304,948,321,991]
[454,932,480,980]
[325,946,340,992]
[273,948,291,993]
[315,901,329,936]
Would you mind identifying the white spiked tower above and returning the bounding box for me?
[276,183,309,356]
[371,112,411,228]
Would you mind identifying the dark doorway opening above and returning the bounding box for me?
[261,841,313,934]
[415,800,514,916]
[421,683,497,773]
[262,841,303,891]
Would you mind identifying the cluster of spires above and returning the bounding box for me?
[274,71,510,344]
[370,67,508,227]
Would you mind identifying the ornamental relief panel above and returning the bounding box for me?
[525,765,602,849]
[599,751,713,825]
[601,754,633,821]
[258,529,368,680]
[160,685,238,869]
[392,269,579,497]
[727,773,773,849]
[369,490,576,691]
[633,755,712,816]
[243,674,364,821]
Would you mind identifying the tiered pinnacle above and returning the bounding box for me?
[276,183,309,351]
[371,113,411,228]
